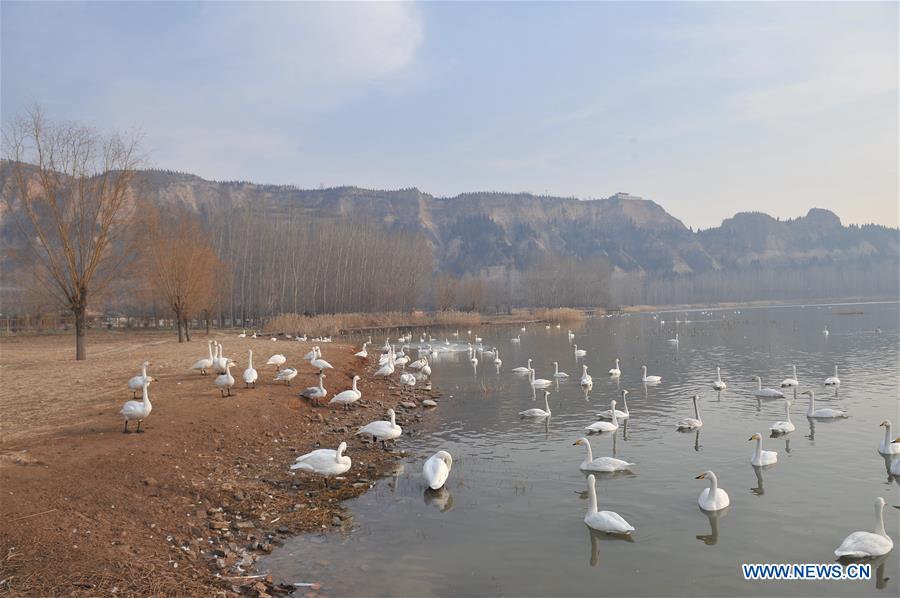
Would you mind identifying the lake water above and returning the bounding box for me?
[261,302,900,597]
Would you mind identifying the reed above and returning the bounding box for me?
[265,310,482,337]
[530,307,586,322]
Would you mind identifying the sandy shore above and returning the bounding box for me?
[0,331,439,596]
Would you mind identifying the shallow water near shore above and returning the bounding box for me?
[261,302,900,597]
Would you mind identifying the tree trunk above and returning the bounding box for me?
[184,318,192,342]
[176,311,184,342]
[73,305,87,360]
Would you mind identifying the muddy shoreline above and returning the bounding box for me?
[0,332,441,596]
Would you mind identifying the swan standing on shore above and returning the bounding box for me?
[695,471,730,511]
[310,347,334,372]
[573,437,634,472]
[354,342,369,358]
[597,390,629,420]
[243,350,258,388]
[802,390,847,418]
[423,451,452,490]
[553,361,569,378]
[586,400,619,433]
[641,365,661,384]
[357,408,402,448]
[769,400,795,434]
[752,376,785,399]
[128,361,154,398]
[191,340,215,375]
[608,359,621,378]
[584,474,634,534]
[824,366,841,387]
[520,390,551,418]
[512,358,533,374]
[120,381,152,433]
[329,375,362,409]
[291,442,351,486]
[266,353,286,371]
[580,365,593,387]
[749,433,777,466]
[214,361,236,397]
[213,343,229,374]
[712,367,726,391]
[274,367,298,386]
[300,372,327,403]
[834,497,893,558]
[877,420,900,455]
[677,395,703,430]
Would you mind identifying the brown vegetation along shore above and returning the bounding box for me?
[0,331,439,596]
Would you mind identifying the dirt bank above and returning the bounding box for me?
[0,331,439,596]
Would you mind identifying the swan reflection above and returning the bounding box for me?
[696,504,730,546]
[586,526,634,566]
[751,464,775,496]
[423,486,453,512]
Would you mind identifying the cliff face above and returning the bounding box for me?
[4,161,898,276]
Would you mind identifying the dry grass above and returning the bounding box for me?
[265,310,483,336]
[530,307,586,322]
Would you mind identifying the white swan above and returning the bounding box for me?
[580,365,593,387]
[357,408,402,448]
[769,400,795,435]
[238,329,246,338]
[749,432,777,466]
[584,474,634,534]
[274,367,298,386]
[128,361,154,398]
[712,367,726,391]
[191,340,215,375]
[667,333,679,345]
[878,420,900,455]
[266,353,286,370]
[310,347,334,372]
[529,369,552,388]
[512,358,533,374]
[608,358,621,378]
[511,334,521,343]
[586,400,619,433]
[573,437,634,472]
[802,390,847,419]
[641,365,661,384]
[780,365,799,388]
[493,348,502,367]
[752,376,785,399]
[597,390,629,420]
[408,356,428,370]
[824,366,841,387]
[213,342,229,374]
[243,350,258,388]
[374,355,395,377]
[567,329,575,341]
[300,372,327,402]
[214,361,236,397]
[354,342,369,358]
[676,395,703,430]
[290,442,351,481]
[834,497,893,558]
[553,361,569,378]
[574,344,586,357]
[423,450,452,490]
[327,375,364,410]
[520,390,551,418]
[892,441,900,476]
[303,347,318,361]
[120,381,152,433]
[695,470,730,511]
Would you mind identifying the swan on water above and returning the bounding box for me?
[274,367,298,386]
[357,408,402,448]
[712,367,726,391]
[695,470,730,511]
[824,366,841,387]
[573,437,634,472]
[780,365,799,388]
[120,381,152,433]
[641,365,661,384]
[423,450,452,490]
[677,395,703,430]
[752,376,785,399]
[574,344,587,357]
[749,433,778,466]
[553,361,569,378]
[191,340,215,375]
[667,333,679,345]
[266,353,286,370]
[586,400,619,433]
[529,369,552,388]
[511,334,521,343]
[301,371,328,403]
[834,497,893,558]
[580,365,593,387]
[128,361,154,398]
[512,358,533,374]
[878,420,900,455]
[290,442,351,484]
[597,390,629,420]
[520,390,551,418]
[769,400,795,435]
[891,441,900,476]
[243,350,258,388]
[493,348,502,367]
[214,361,236,397]
[608,358,621,378]
[567,330,575,341]
[584,474,634,534]
[802,390,847,419]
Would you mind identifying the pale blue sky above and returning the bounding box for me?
[2,1,897,228]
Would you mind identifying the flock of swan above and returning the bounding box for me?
[118,317,897,563]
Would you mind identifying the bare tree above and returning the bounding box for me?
[2,106,141,359]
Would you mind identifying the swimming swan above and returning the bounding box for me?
[586,400,619,433]
[824,366,841,387]
[769,400,795,434]
[580,365,593,387]
[641,365,661,384]
[834,497,893,558]
[695,470,730,511]
[878,420,900,455]
[749,432,777,466]
[677,395,703,430]
[802,390,847,419]
[120,381,152,433]
[512,358,533,374]
[712,367,726,391]
[752,376,785,399]
[553,361,569,378]
[573,437,634,472]
[423,450,452,490]
[529,369,552,388]
[520,390,551,418]
[574,344,586,357]
[608,359,621,377]
[584,474,634,534]
[780,365,799,388]
[597,390,629,420]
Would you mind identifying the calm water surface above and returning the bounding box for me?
[262,303,900,597]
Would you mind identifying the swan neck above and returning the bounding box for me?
[708,472,718,494]
[875,502,886,536]
[390,411,396,426]
[610,403,618,426]
[142,384,150,404]
[544,393,550,414]
[248,351,253,368]
[352,377,358,392]
[588,478,598,514]
[583,441,593,463]
[694,398,700,420]
[754,437,762,459]
[883,423,892,447]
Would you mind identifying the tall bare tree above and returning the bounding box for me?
[2,106,141,359]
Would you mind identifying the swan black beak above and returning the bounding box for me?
[747,436,754,441]
[695,473,705,479]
